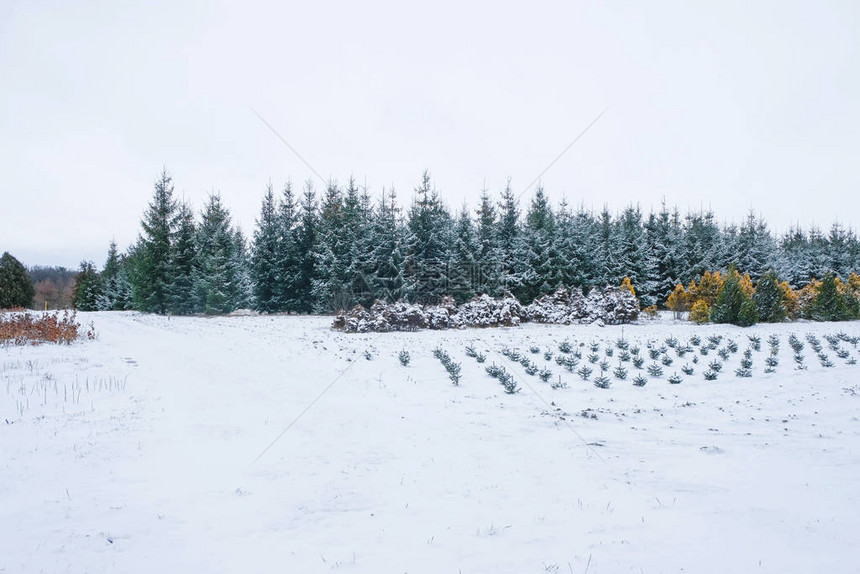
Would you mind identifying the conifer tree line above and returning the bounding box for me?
[72,168,860,316]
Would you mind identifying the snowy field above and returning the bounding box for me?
[2,312,860,573]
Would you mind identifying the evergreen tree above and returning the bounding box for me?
[807,226,832,282]
[593,207,618,288]
[810,273,854,321]
[475,188,502,296]
[166,202,198,314]
[0,252,35,309]
[496,179,522,295]
[131,169,178,314]
[232,228,253,310]
[645,202,684,306]
[519,185,558,302]
[737,297,758,327]
[566,206,598,289]
[752,270,786,323]
[682,211,722,283]
[614,205,658,306]
[366,187,405,304]
[277,182,301,312]
[735,211,774,279]
[827,223,851,279]
[97,240,133,311]
[710,265,755,326]
[312,181,349,312]
[73,261,103,311]
[404,171,452,304]
[450,204,481,303]
[250,183,282,312]
[342,178,376,308]
[777,226,812,287]
[294,181,318,313]
[194,194,242,314]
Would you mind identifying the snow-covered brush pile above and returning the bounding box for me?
[525,286,640,326]
[332,287,639,333]
[332,294,526,333]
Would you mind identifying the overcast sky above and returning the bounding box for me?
[1,0,858,268]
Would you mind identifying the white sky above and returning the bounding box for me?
[1,0,858,268]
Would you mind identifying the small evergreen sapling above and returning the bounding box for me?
[748,335,762,352]
[793,353,807,370]
[500,372,519,394]
[788,334,804,353]
[767,334,780,350]
[764,356,778,373]
[593,373,611,389]
[668,373,682,384]
[558,356,579,372]
[448,362,462,385]
[632,374,648,387]
[398,350,411,366]
[647,363,664,377]
[485,363,504,378]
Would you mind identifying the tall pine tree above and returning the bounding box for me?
[131,169,177,314]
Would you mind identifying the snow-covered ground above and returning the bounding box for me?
[2,312,860,573]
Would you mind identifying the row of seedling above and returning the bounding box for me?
[433,347,462,385]
[485,363,518,394]
[465,344,487,363]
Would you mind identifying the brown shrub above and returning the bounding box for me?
[0,309,81,345]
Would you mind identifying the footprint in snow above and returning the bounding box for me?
[699,445,724,454]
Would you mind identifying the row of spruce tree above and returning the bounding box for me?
[73,168,860,315]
